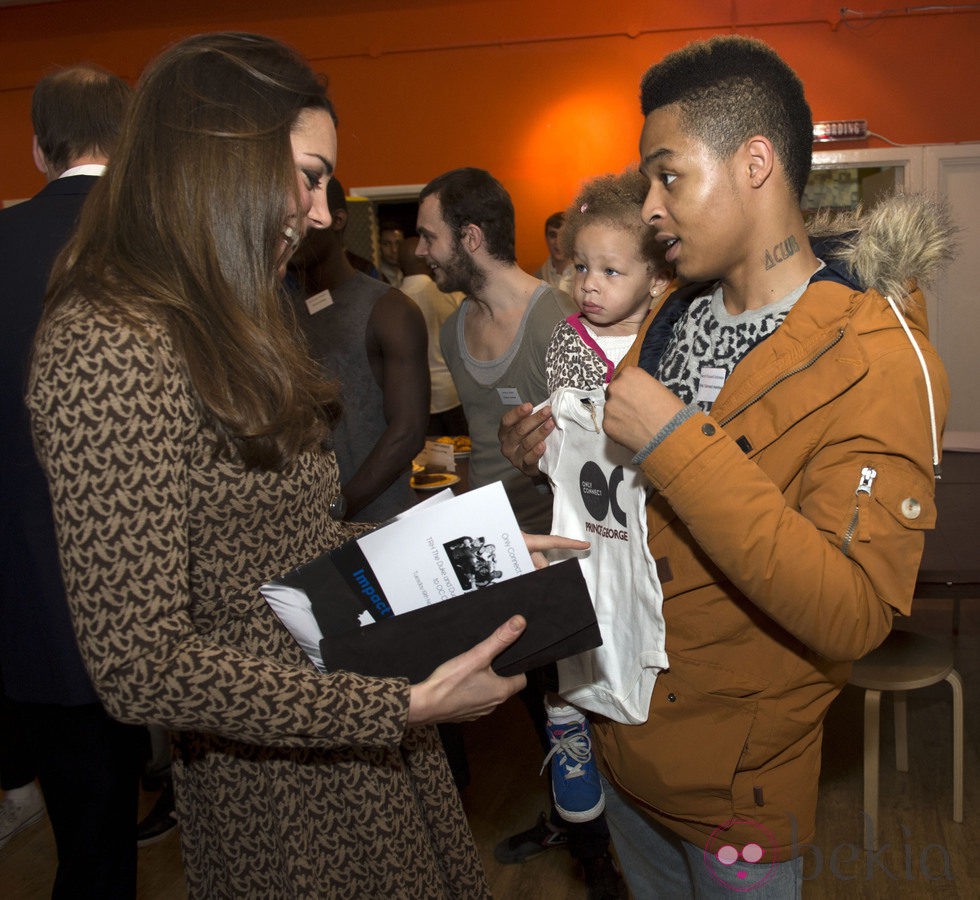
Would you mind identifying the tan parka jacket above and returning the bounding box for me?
[593,193,953,860]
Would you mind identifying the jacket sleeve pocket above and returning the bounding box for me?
[842,459,937,615]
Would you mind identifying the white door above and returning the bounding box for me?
[809,144,980,446]
[923,144,980,446]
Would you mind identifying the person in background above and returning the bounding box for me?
[417,167,572,535]
[27,32,581,897]
[536,211,573,295]
[378,220,404,288]
[500,35,950,897]
[397,235,467,437]
[0,691,44,852]
[289,176,429,523]
[417,168,624,898]
[0,63,148,895]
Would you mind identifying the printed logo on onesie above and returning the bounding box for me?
[702,818,778,892]
[579,461,627,528]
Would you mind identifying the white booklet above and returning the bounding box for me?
[261,481,534,670]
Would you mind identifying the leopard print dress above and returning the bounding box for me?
[28,299,489,899]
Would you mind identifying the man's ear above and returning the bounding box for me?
[743,135,775,189]
[459,222,484,254]
[32,135,50,178]
[331,207,348,232]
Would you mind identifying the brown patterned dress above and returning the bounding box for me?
[27,299,489,899]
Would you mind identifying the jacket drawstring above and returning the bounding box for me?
[885,294,942,480]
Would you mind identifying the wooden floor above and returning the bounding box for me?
[1,596,977,898]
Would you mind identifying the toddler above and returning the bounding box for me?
[540,170,672,826]
[546,170,673,393]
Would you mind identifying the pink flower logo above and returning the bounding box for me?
[703,818,778,892]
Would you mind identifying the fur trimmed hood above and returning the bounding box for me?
[807,191,959,311]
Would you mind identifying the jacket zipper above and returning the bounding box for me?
[843,466,878,556]
[717,330,846,428]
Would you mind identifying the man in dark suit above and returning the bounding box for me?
[0,64,147,897]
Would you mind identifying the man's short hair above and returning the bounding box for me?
[639,36,813,200]
[31,64,132,174]
[379,220,403,235]
[419,167,516,263]
[544,211,565,234]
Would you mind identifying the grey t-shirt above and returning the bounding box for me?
[440,284,573,532]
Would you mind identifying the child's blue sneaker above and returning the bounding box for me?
[541,712,605,823]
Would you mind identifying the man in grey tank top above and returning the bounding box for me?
[417,169,623,896]
[416,167,574,534]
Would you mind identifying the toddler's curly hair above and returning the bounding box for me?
[559,169,668,274]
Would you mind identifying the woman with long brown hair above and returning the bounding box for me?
[28,32,577,897]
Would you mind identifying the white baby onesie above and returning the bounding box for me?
[539,386,667,724]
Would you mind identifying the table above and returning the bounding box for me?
[916,451,980,634]
[412,454,470,498]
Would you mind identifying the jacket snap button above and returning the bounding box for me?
[667,692,677,702]
[901,497,921,519]
[701,424,716,437]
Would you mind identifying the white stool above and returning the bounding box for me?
[847,629,963,850]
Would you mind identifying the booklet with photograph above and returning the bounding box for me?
[261,481,600,679]
[358,481,534,609]
[262,482,536,670]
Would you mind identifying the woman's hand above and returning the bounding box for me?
[407,616,528,725]
[405,537,589,726]
[522,531,590,569]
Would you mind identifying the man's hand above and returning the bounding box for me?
[604,367,685,454]
[407,616,528,725]
[498,402,554,476]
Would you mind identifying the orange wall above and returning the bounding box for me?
[2,0,979,267]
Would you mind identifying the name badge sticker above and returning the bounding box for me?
[697,366,727,404]
[306,291,334,315]
[497,387,524,406]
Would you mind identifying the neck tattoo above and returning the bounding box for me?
[763,234,801,271]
